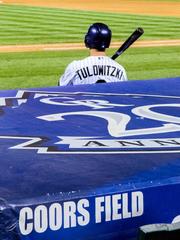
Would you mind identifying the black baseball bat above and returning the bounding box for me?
[111,27,144,60]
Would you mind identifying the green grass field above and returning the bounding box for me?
[0,46,179,90]
[0,4,179,89]
[0,4,180,45]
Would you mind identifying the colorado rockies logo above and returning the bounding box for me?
[0,90,180,154]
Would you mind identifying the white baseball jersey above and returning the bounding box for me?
[59,56,128,86]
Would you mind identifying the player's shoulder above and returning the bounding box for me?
[64,60,81,71]
[67,57,88,67]
[67,57,93,69]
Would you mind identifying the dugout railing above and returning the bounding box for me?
[138,222,180,240]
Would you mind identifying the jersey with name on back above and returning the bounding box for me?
[59,56,128,86]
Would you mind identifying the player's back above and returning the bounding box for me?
[59,56,127,86]
[71,56,127,85]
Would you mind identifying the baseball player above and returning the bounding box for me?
[58,23,128,86]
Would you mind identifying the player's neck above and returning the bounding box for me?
[90,49,106,56]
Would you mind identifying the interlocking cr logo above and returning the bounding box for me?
[0,90,180,154]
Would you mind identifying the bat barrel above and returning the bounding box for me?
[111,27,144,60]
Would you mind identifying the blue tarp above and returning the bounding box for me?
[0,77,180,240]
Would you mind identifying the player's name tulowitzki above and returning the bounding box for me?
[76,65,123,80]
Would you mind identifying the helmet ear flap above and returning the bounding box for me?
[84,34,90,48]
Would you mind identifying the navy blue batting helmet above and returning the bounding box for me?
[84,23,112,51]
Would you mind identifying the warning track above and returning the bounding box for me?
[0,40,180,53]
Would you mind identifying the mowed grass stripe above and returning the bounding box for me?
[1,5,180,24]
[0,46,179,89]
[0,18,178,34]
[0,4,180,45]
[0,9,179,25]
[0,25,81,34]
[1,4,180,20]
[1,6,179,26]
